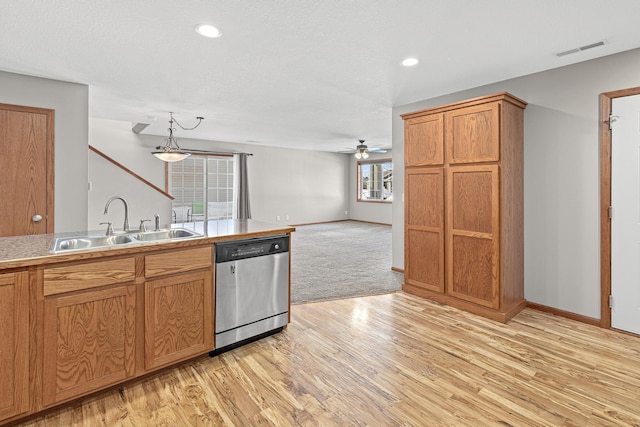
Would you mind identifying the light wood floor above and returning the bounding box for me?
[17,292,640,426]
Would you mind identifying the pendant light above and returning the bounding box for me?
[152,112,204,162]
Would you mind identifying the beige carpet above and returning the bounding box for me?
[290,221,403,304]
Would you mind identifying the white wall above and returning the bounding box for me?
[90,118,165,187]
[88,151,173,232]
[248,146,349,225]
[88,118,172,231]
[88,118,350,227]
[348,151,393,224]
[392,47,640,319]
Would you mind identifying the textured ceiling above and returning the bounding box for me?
[2,0,640,152]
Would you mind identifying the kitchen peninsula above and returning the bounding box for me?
[0,219,294,425]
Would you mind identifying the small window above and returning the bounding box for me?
[358,159,393,202]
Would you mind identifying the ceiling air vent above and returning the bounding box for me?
[556,41,605,57]
[132,122,150,134]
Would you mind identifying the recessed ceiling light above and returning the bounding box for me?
[195,24,222,38]
[402,57,419,67]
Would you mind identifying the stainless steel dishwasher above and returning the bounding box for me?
[214,235,289,350]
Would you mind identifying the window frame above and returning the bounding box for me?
[357,158,393,203]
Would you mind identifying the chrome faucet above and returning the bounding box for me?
[104,196,130,232]
[99,221,114,236]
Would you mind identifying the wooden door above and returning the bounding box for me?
[0,104,54,237]
[447,165,500,308]
[446,102,500,164]
[144,270,213,371]
[405,167,445,293]
[42,285,136,406]
[405,114,444,166]
[0,271,29,421]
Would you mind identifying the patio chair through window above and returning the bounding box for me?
[187,202,205,222]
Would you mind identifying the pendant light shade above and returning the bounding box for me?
[153,150,190,162]
[151,112,203,162]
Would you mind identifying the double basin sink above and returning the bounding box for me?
[50,228,202,253]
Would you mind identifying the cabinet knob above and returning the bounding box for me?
[32,214,43,222]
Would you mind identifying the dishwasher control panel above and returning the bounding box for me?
[215,235,289,263]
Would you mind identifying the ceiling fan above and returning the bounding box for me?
[339,140,388,159]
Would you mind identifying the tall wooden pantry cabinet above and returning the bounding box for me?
[402,92,526,322]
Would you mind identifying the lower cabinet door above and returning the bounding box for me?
[42,285,136,406]
[144,270,213,371]
[447,165,500,309]
[0,271,29,421]
[405,167,445,293]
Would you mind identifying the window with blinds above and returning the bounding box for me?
[168,156,234,223]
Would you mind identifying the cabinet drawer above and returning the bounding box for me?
[145,246,212,278]
[44,257,135,296]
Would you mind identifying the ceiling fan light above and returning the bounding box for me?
[362,151,369,159]
[355,151,362,159]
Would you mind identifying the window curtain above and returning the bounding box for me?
[233,153,252,219]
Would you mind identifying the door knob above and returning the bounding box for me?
[32,214,43,222]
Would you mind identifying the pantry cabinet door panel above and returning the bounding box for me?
[446,103,500,164]
[447,165,500,308]
[406,229,444,293]
[449,235,498,307]
[405,114,444,166]
[405,168,444,293]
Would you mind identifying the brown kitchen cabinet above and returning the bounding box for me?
[0,271,29,422]
[39,246,215,407]
[41,257,137,406]
[446,102,500,164]
[402,92,526,322]
[405,113,444,166]
[144,247,213,371]
[405,167,444,293]
[447,165,500,309]
[0,222,292,426]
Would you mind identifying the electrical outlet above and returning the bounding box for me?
[276,215,281,221]
[285,215,289,220]
[344,210,348,216]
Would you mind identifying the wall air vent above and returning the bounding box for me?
[556,41,605,57]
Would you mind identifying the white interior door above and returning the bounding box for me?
[611,94,640,334]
